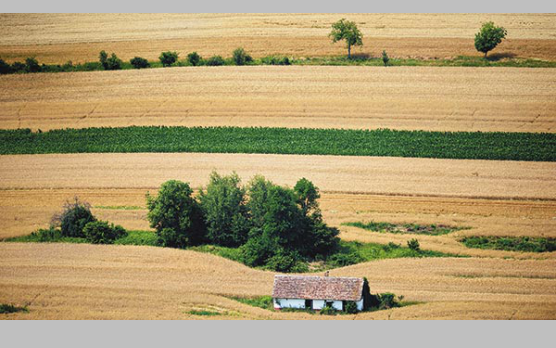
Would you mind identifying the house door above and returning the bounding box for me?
[305,299,313,309]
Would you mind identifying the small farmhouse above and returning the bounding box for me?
[272,275,365,311]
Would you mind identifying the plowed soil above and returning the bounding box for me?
[1,14,555,63]
[1,66,555,133]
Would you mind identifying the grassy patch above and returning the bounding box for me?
[186,310,223,316]
[113,230,159,246]
[1,127,554,162]
[461,236,556,253]
[343,221,468,236]
[2,55,554,76]
[229,295,274,311]
[294,55,556,68]
[7,228,461,271]
[94,205,144,210]
[325,240,460,269]
[6,229,88,244]
[450,273,556,279]
[0,303,28,314]
[189,245,243,263]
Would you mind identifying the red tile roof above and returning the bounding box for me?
[272,275,364,301]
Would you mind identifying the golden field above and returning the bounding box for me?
[1,66,555,133]
[0,14,555,63]
[0,153,555,259]
[1,13,556,320]
[1,243,555,319]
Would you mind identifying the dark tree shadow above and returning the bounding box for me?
[487,52,517,61]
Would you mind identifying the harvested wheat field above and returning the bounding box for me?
[0,243,555,319]
[0,153,555,259]
[0,14,555,63]
[1,66,555,133]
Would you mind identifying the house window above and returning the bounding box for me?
[325,300,334,308]
[305,299,313,309]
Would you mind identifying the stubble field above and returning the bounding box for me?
[1,13,555,320]
[1,13,555,63]
[1,66,555,133]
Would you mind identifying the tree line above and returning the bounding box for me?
[0,19,509,75]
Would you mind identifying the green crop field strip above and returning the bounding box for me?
[1,127,555,161]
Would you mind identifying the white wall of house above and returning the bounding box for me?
[274,298,363,311]
[356,299,364,311]
[312,300,326,310]
[274,298,305,309]
[330,300,343,311]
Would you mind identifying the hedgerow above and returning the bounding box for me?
[1,127,554,162]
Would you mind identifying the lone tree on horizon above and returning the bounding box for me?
[474,22,507,58]
[329,18,363,59]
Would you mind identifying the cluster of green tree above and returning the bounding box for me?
[146,172,340,272]
[329,18,506,60]
[34,198,128,244]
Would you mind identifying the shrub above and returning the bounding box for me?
[0,59,12,74]
[328,252,361,267]
[159,51,179,67]
[319,305,337,315]
[261,56,291,65]
[0,304,28,314]
[376,292,402,310]
[187,52,201,66]
[11,62,26,73]
[344,301,358,314]
[25,57,41,73]
[29,227,63,242]
[99,51,122,70]
[130,56,150,69]
[83,220,127,244]
[232,47,253,66]
[51,198,96,237]
[407,238,420,252]
[146,180,205,248]
[199,171,250,247]
[475,22,507,58]
[205,55,225,66]
[382,50,390,66]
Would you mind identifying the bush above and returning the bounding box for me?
[319,305,337,315]
[382,50,390,66]
[83,220,127,244]
[199,171,250,247]
[407,238,420,252]
[159,51,179,67]
[0,59,13,74]
[187,52,201,66]
[25,57,41,73]
[130,56,150,69]
[52,198,96,237]
[146,180,205,248]
[328,252,361,267]
[232,47,253,66]
[11,61,26,73]
[261,56,291,65]
[99,51,122,70]
[205,55,225,66]
[375,293,402,310]
[344,301,358,314]
[29,227,63,242]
